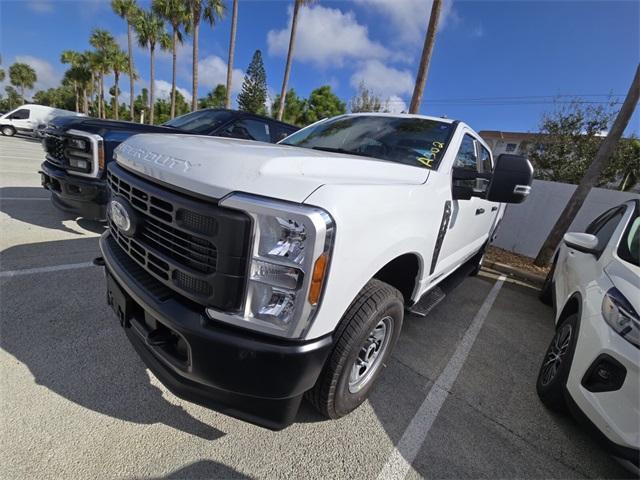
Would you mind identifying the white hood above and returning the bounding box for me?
[114,134,429,203]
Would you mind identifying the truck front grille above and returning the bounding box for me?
[106,163,251,310]
[44,134,66,166]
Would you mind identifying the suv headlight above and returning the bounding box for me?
[208,193,335,339]
[602,287,640,348]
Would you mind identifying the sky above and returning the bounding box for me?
[1,0,638,134]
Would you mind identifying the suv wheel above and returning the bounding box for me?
[536,314,579,412]
[307,279,403,419]
[1,126,16,137]
[539,258,557,305]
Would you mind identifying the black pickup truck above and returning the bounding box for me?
[40,109,299,220]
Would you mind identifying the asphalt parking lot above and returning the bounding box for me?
[0,134,634,479]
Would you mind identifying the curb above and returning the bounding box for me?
[483,260,546,287]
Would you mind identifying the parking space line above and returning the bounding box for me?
[0,262,95,278]
[377,275,507,480]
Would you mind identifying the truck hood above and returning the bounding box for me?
[115,133,429,203]
[48,115,178,137]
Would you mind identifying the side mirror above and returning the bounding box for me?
[486,154,534,204]
[451,168,490,200]
[563,232,599,254]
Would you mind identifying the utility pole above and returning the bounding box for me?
[534,64,640,266]
[409,0,442,114]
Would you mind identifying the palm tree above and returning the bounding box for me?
[135,9,170,124]
[187,0,226,111]
[152,0,190,119]
[108,47,130,120]
[276,0,315,121]
[8,63,37,104]
[60,50,83,112]
[225,0,238,109]
[112,0,140,120]
[90,29,117,118]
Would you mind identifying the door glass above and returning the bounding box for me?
[618,216,639,266]
[479,145,493,174]
[10,109,30,120]
[454,134,489,193]
[587,208,624,252]
[222,119,271,142]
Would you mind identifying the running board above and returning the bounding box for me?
[408,256,479,317]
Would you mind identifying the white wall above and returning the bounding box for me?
[492,179,640,258]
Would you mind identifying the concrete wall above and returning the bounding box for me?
[492,179,640,258]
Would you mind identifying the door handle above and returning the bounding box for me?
[491,206,498,212]
[475,208,485,215]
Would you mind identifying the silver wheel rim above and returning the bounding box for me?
[348,316,393,393]
[541,323,572,386]
[2,127,12,136]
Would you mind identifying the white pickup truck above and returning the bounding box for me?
[99,113,533,429]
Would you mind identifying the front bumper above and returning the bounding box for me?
[566,311,640,465]
[99,232,333,430]
[40,161,108,221]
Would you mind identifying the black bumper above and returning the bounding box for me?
[40,161,108,221]
[99,232,333,430]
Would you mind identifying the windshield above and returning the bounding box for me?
[280,115,455,169]
[163,109,233,134]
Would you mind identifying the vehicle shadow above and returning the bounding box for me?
[0,238,223,441]
[0,186,106,235]
[148,460,251,479]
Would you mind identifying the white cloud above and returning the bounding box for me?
[350,60,414,98]
[26,1,53,13]
[198,55,243,94]
[386,95,409,114]
[470,25,485,38]
[267,5,389,67]
[14,55,62,96]
[355,0,457,45]
[154,79,192,103]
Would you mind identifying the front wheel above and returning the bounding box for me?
[1,126,16,137]
[536,314,579,412]
[307,279,404,419]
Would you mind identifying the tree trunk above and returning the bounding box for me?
[90,71,95,114]
[225,0,239,109]
[114,72,120,120]
[128,21,135,122]
[150,46,155,124]
[171,27,177,119]
[74,81,79,112]
[409,0,442,114]
[534,64,640,266]
[191,20,199,111]
[20,85,25,105]
[82,87,88,114]
[277,0,301,121]
[100,73,105,119]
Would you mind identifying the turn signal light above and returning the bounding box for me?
[308,253,328,305]
[98,141,105,171]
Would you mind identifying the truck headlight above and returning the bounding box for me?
[602,288,640,348]
[208,193,335,339]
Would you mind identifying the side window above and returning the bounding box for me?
[221,119,271,142]
[271,124,296,143]
[454,134,478,171]
[10,109,30,120]
[587,208,625,252]
[479,145,493,174]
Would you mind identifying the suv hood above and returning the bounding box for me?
[115,133,429,203]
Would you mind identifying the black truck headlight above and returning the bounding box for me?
[68,138,88,150]
[65,130,104,176]
[602,287,640,348]
[209,193,334,339]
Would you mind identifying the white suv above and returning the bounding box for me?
[538,199,639,469]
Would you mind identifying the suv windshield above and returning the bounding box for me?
[163,110,233,134]
[280,115,454,169]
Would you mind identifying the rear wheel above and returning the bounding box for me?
[1,126,16,137]
[539,258,556,305]
[536,314,579,412]
[307,279,403,419]
[469,248,486,276]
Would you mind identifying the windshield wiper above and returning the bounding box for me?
[310,146,371,158]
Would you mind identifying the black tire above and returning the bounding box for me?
[536,314,579,412]
[539,258,556,305]
[469,249,485,276]
[1,126,16,137]
[307,279,404,419]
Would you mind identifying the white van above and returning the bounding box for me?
[0,104,85,137]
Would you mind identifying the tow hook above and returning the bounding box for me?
[93,256,105,267]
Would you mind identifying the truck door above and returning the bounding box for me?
[431,133,496,278]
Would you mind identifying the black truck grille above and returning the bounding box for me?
[106,163,251,309]
[44,134,66,166]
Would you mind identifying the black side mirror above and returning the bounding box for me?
[451,168,490,200]
[486,154,534,204]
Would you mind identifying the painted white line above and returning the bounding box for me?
[377,275,507,480]
[0,262,95,278]
[0,197,50,201]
